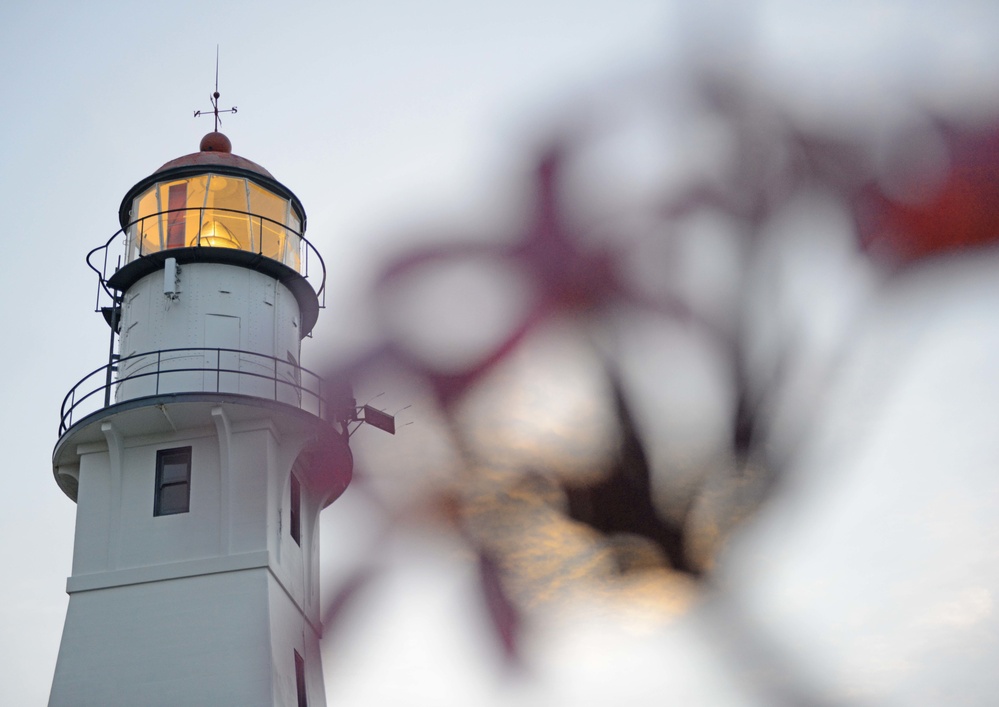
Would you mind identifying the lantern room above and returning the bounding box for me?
[118,132,307,273]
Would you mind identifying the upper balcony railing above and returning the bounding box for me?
[87,206,327,312]
[59,346,335,436]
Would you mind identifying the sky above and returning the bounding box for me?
[3,1,999,705]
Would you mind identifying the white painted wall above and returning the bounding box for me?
[51,569,278,706]
[116,263,303,404]
[50,404,334,706]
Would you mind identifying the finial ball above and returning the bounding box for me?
[200,132,232,153]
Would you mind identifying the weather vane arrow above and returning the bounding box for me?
[194,45,237,131]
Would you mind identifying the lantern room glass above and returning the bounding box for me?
[125,174,303,272]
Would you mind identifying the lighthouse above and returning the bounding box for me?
[49,130,353,706]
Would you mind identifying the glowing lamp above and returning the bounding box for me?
[194,219,240,249]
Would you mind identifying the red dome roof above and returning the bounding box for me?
[153,132,274,179]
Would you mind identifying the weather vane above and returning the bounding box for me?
[194,45,237,131]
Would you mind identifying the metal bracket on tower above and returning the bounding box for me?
[342,404,398,437]
[360,405,396,434]
[164,257,181,299]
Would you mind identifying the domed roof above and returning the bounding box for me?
[119,132,304,232]
[153,132,274,179]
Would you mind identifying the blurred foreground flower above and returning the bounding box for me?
[322,43,999,706]
[857,123,999,267]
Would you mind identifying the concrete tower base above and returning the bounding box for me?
[50,568,325,706]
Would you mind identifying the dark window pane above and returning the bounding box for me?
[158,483,189,515]
[161,461,189,484]
[290,475,301,546]
[295,651,307,707]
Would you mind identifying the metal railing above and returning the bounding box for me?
[86,206,327,313]
[59,347,330,435]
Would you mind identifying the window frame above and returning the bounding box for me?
[154,446,192,517]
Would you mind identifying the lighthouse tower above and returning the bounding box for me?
[49,131,352,706]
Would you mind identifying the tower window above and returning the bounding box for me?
[290,474,301,545]
[295,650,308,707]
[154,447,192,516]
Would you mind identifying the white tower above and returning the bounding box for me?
[49,131,353,706]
